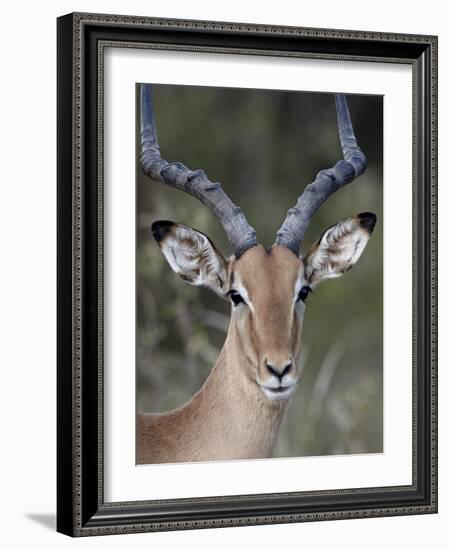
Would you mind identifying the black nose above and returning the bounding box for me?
[266,362,292,380]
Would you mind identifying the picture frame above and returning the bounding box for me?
[57,12,438,537]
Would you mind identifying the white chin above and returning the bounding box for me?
[260,385,295,402]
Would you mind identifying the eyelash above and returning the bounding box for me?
[297,285,312,303]
[228,290,245,306]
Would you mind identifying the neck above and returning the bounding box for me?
[182,323,287,460]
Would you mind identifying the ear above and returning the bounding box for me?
[152,220,229,297]
[302,212,376,287]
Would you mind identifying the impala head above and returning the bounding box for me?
[151,211,375,402]
[141,85,376,404]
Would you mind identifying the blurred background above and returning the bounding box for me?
[136,83,383,458]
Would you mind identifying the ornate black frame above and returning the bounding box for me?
[57,12,438,537]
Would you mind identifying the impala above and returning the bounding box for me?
[137,85,376,464]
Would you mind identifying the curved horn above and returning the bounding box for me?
[275,94,367,255]
[140,84,258,258]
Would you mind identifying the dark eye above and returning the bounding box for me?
[297,285,312,303]
[229,290,245,306]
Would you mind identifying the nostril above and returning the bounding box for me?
[266,364,279,379]
[266,362,292,380]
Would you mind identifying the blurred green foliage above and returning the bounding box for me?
[136,84,383,457]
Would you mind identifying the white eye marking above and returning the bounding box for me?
[294,269,310,299]
[293,271,308,318]
[229,276,253,312]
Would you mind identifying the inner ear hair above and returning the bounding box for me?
[303,213,376,286]
[152,220,229,296]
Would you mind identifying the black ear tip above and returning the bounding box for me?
[152,220,176,242]
[357,212,377,233]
